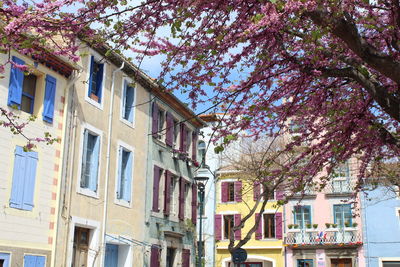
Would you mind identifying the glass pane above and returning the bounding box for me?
[0,259,4,267]
[23,74,37,96]
[383,262,400,267]
[21,95,33,113]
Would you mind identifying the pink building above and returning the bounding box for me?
[283,161,365,267]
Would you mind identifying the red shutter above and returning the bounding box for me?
[152,102,159,138]
[192,132,197,161]
[235,181,242,202]
[182,249,190,267]
[221,182,228,202]
[150,245,160,267]
[152,166,161,212]
[234,214,241,240]
[164,170,171,216]
[215,214,222,240]
[276,190,284,200]
[191,183,197,224]
[275,212,283,239]
[178,177,185,220]
[166,112,173,147]
[253,182,260,201]
[255,213,262,240]
[179,124,185,151]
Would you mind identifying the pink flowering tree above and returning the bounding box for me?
[0,0,399,190]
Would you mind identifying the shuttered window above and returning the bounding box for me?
[80,129,100,192]
[9,146,38,211]
[117,147,133,202]
[88,55,104,103]
[24,255,46,267]
[221,181,242,202]
[122,80,135,123]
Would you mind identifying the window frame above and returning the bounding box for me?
[263,213,276,239]
[198,140,206,166]
[120,77,136,127]
[333,204,352,228]
[223,214,235,240]
[77,124,103,199]
[85,52,106,110]
[293,205,312,229]
[21,73,37,114]
[379,258,400,267]
[114,141,134,208]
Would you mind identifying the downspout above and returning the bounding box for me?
[52,68,81,267]
[100,61,124,267]
[283,201,287,267]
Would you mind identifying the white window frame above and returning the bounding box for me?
[379,258,400,267]
[76,123,103,199]
[84,50,106,110]
[114,140,135,208]
[105,235,133,267]
[120,77,136,127]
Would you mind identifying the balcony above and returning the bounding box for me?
[325,178,355,196]
[284,228,362,248]
[288,186,317,199]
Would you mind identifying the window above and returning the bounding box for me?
[263,214,276,238]
[333,204,352,227]
[223,215,234,239]
[228,182,235,202]
[331,259,352,267]
[24,255,45,267]
[158,109,165,137]
[0,253,10,267]
[198,141,206,166]
[166,247,175,267]
[298,259,313,267]
[9,146,38,211]
[333,161,350,178]
[382,262,400,267]
[88,56,104,103]
[116,147,133,203]
[221,181,242,202]
[105,244,119,266]
[293,205,311,228]
[72,227,90,267]
[8,56,57,122]
[121,80,135,123]
[80,129,100,193]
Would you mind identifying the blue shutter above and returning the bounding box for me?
[96,63,104,101]
[123,151,132,202]
[22,150,38,210]
[126,85,134,122]
[10,146,26,209]
[116,147,122,199]
[8,56,25,107]
[89,135,100,192]
[43,74,57,123]
[88,56,95,97]
[35,255,46,267]
[81,130,89,188]
[24,255,45,267]
[122,80,127,119]
[105,244,119,267]
[0,253,10,267]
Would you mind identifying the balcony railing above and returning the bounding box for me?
[288,186,316,199]
[284,228,362,248]
[325,178,355,195]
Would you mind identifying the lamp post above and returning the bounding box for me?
[194,176,209,267]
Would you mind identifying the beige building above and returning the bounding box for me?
[0,50,75,267]
[54,43,154,267]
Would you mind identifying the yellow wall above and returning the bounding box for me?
[215,173,284,267]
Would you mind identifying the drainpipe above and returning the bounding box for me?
[283,202,287,267]
[52,68,81,267]
[100,62,125,267]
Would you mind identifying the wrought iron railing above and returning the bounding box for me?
[285,228,362,246]
[325,178,355,194]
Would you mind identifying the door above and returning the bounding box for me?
[72,227,90,267]
[105,244,119,267]
[331,259,352,267]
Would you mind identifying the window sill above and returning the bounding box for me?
[260,238,278,241]
[77,188,99,199]
[114,198,131,208]
[85,95,103,110]
[120,118,135,129]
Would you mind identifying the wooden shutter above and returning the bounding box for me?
[255,213,262,240]
[215,214,222,240]
[191,183,197,224]
[253,181,260,201]
[221,182,228,202]
[116,147,123,199]
[275,212,283,239]
[88,135,100,192]
[124,151,133,202]
[88,56,95,97]
[165,112,174,147]
[43,74,57,123]
[150,245,160,267]
[96,63,104,101]
[8,56,25,107]
[22,150,38,210]
[152,166,161,212]
[152,102,159,137]
[9,146,26,209]
[182,249,190,267]
[164,170,171,216]
[178,177,185,220]
[234,181,242,202]
[191,132,197,160]
[24,255,45,267]
[234,214,241,240]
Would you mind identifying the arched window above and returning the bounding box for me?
[198,141,206,166]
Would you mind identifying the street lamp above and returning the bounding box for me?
[194,176,209,267]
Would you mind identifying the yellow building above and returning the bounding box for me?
[215,171,285,267]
